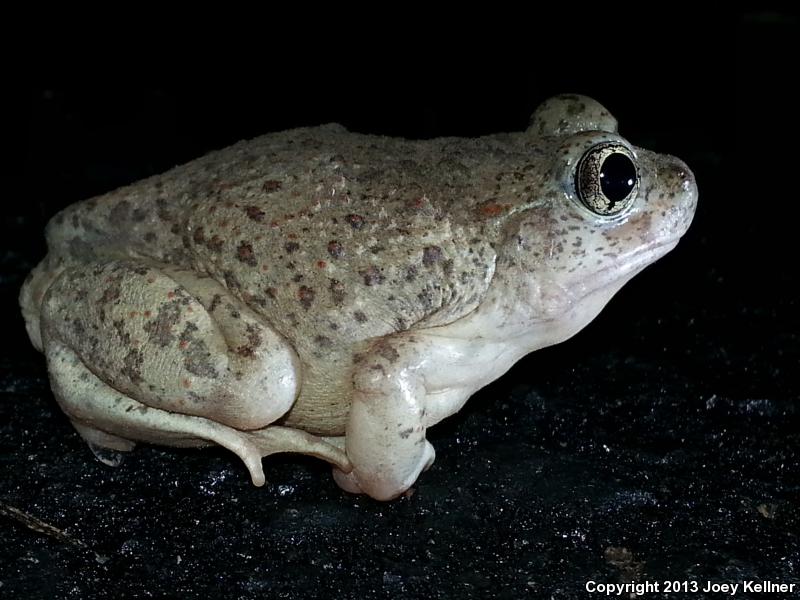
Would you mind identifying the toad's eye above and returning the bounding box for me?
[575,143,639,216]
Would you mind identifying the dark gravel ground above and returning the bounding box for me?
[2,14,797,599]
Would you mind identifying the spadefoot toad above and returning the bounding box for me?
[20,94,697,500]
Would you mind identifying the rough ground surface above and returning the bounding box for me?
[1,25,796,597]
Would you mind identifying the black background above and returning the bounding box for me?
[2,11,797,600]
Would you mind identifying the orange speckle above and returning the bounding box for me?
[270,220,280,228]
[261,264,269,271]
[316,260,327,268]
[478,200,510,218]
[182,378,191,388]
[287,233,298,239]
[179,340,189,349]
[147,277,156,284]
[129,311,138,318]
[167,291,175,299]
[144,310,152,317]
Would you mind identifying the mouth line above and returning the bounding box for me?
[574,236,682,300]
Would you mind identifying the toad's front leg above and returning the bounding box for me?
[333,314,535,500]
[333,326,508,501]
[333,335,439,501]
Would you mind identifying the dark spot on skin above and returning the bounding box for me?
[262,180,282,193]
[345,214,366,229]
[144,232,157,243]
[193,227,206,244]
[250,295,267,308]
[112,319,130,344]
[99,283,121,305]
[265,287,277,300]
[359,266,384,286]
[442,260,454,276]
[131,208,147,223]
[226,303,241,319]
[144,301,182,347]
[207,235,225,252]
[353,310,368,323]
[292,273,303,283]
[314,335,333,349]
[237,241,257,266]
[209,294,223,312]
[329,279,346,306]
[395,317,407,331]
[398,427,414,439]
[121,348,144,384]
[71,318,86,338]
[298,285,315,310]
[327,240,344,258]
[417,290,434,310]
[245,206,266,222]
[286,313,300,327]
[374,340,400,363]
[405,265,418,282]
[223,271,241,290]
[369,245,385,254]
[422,246,443,266]
[235,323,263,357]
[179,322,218,378]
[285,241,300,253]
[109,201,131,223]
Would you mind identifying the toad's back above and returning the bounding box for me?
[31,124,549,352]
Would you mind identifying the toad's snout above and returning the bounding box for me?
[634,150,697,244]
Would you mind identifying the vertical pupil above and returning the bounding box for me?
[599,153,637,203]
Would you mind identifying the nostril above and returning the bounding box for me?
[662,156,698,202]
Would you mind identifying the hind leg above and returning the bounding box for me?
[40,259,350,481]
[46,338,271,481]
